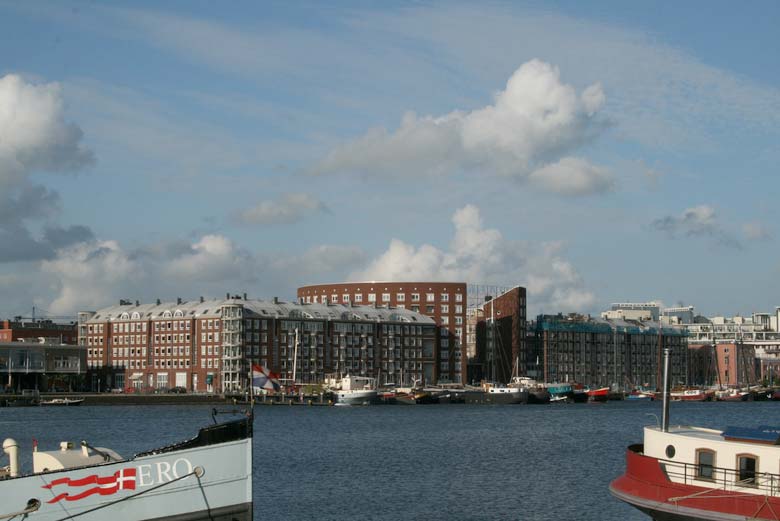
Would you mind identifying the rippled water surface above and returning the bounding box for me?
[3,400,780,520]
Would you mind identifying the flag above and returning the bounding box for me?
[42,468,136,504]
[252,364,281,392]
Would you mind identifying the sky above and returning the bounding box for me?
[0,0,778,319]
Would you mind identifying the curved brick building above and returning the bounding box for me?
[298,282,467,383]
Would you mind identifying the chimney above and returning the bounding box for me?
[156,299,161,305]
[226,292,230,300]
[243,292,247,300]
[200,296,204,303]
[272,297,278,304]
[135,300,139,306]
[177,297,182,305]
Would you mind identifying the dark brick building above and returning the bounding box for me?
[476,286,527,384]
[298,282,466,383]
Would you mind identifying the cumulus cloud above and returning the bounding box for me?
[351,204,594,313]
[0,74,94,180]
[234,193,329,225]
[38,234,366,314]
[0,74,95,261]
[164,235,254,282]
[312,60,611,196]
[652,205,741,249]
[41,240,140,314]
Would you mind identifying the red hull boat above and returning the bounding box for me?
[586,387,610,402]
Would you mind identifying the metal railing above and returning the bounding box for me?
[659,458,780,496]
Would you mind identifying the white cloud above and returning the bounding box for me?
[164,235,253,282]
[351,204,594,313]
[528,157,614,196]
[41,240,140,314]
[0,74,94,181]
[235,193,329,225]
[38,234,367,315]
[0,74,95,261]
[312,60,610,195]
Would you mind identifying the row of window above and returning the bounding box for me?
[695,449,759,486]
[304,292,464,305]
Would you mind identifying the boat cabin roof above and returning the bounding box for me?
[654,425,780,445]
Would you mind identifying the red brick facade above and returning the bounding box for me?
[0,320,77,344]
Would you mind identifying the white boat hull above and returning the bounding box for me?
[2,420,252,521]
[333,389,378,405]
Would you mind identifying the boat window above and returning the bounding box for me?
[696,449,715,480]
[737,454,758,486]
[665,445,676,459]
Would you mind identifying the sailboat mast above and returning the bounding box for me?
[292,327,299,385]
[490,300,496,383]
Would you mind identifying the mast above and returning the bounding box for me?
[490,299,496,382]
[661,343,671,432]
[292,327,299,385]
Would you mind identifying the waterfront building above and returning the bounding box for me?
[79,296,440,393]
[298,282,466,383]
[0,340,86,391]
[0,318,77,344]
[474,287,528,384]
[535,313,687,389]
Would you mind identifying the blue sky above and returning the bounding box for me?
[0,1,778,318]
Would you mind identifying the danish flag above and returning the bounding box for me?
[42,468,137,504]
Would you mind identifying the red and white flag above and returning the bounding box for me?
[42,468,137,503]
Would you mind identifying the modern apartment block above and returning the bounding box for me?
[298,282,466,383]
[79,296,441,392]
[0,319,77,344]
[535,313,688,389]
[602,302,660,321]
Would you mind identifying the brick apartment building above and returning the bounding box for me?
[79,296,442,393]
[535,313,688,388]
[298,282,467,383]
[474,286,527,384]
[0,319,77,344]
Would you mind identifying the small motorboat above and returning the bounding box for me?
[40,398,85,406]
[586,387,610,402]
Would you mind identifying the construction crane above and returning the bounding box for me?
[11,306,74,323]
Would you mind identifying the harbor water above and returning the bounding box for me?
[3,401,780,520]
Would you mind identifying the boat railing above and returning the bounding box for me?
[659,457,780,496]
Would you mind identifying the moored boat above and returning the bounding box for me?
[610,344,780,521]
[586,387,610,403]
[40,398,85,406]
[459,381,529,405]
[546,383,573,403]
[610,425,780,521]
[510,377,550,404]
[1,414,253,520]
[670,388,710,402]
[330,375,378,406]
[715,388,750,402]
[627,388,655,401]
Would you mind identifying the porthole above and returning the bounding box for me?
[666,445,676,458]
